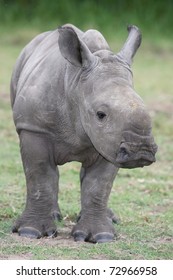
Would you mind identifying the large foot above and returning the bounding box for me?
[12,210,62,239]
[72,215,115,243]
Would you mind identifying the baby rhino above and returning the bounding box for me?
[10,24,157,243]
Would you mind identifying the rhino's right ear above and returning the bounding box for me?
[58,27,94,68]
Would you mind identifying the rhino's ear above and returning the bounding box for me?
[58,27,94,68]
[117,25,142,66]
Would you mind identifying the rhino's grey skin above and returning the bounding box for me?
[10,24,157,243]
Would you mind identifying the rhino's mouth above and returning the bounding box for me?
[115,147,156,168]
[115,131,158,169]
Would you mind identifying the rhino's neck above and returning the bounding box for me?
[62,64,91,141]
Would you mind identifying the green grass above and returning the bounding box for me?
[0,26,173,260]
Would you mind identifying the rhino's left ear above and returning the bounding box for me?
[117,25,142,66]
[58,27,95,68]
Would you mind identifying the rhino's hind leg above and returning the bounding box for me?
[72,157,119,243]
[13,131,61,238]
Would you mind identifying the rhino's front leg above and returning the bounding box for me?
[12,131,61,238]
[72,156,118,243]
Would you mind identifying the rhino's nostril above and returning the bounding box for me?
[119,146,129,160]
[120,148,128,157]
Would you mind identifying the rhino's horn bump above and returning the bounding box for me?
[127,24,142,48]
[118,25,142,66]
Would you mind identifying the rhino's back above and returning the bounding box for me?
[11,30,60,104]
[11,25,109,106]
[11,29,69,133]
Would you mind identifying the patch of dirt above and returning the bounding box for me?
[154,237,173,244]
[11,232,78,249]
[0,221,86,260]
[10,221,77,247]
[0,252,33,260]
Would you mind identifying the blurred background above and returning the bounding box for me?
[0,0,173,37]
[0,0,173,35]
[0,0,173,93]
[0,0,173,259]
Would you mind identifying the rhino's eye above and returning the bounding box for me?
[97,111,107,120]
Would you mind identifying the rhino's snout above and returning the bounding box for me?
[116,138,157,169]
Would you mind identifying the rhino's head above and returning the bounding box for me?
[58,25,157,168]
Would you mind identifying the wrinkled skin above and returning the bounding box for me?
[10,24,157,243]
